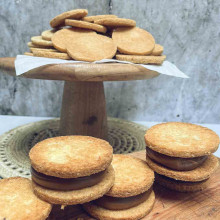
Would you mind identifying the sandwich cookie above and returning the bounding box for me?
[145,122,220,192]
[83,154,155,220]
[112,27,155,55]
[0,177,52,220]
[29,136,114,205]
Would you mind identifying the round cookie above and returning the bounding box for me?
[67,34,117,62]
[27,42,53,49]
[116,54,166,65]
[146,154,219,182]
[52,28,96,52]
[42,29,59,40]
[145,122,220,158]
[24,52,33,56]
[0,177,52,220]
[94,18,136,27]
[83,14,118,22]
[33,51,71,60]
[50,9,88,28]
[151,44,164,56]
[112,27,155,55]
[65,19,107,33]
[30,48,58,53]
[32,165,115,205]
[29,136,113,178]
[83,191,155,220]
[107,154,154,197]
[31,36,53,47]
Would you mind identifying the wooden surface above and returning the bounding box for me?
[0,57,159,82]
[59,81,108,139]
[48,150,220,220]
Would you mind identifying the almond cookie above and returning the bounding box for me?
[41,29,59,41]
[83,155,155,220]
[50,9,88,28]
[112,27,155,55]
[116,54,166,64]
[67,34,117,62]
[95,18,136,27]
[29,136,114,205]
[65,19,107,33]
[151,44,164,55]
[27,42,54,49]
[33,51,71,60]
[24,52,33,56]
[82,14,118,22]
[52,28,95,52]
[0,177,52,220]
[31,36,53,47]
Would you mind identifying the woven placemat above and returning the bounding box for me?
[0,117,147,179]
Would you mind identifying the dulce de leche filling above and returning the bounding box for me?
[95,188,152,210]
[31,167,106,191]
[146,147,207,171]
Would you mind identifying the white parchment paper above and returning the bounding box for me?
[15,55,189,78]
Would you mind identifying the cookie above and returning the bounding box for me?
[151,44,164,55]
[145,122,220,158]
[50,9,88,28]
[33,51,71,60]
[67,34,117,62]
[24,52,33,56]
[65,19,107,33]
[30,48,58,53]
[83,191,155,220]
[82,14,118,22]
[31,36,53,47]
[146,154,219,182]
[27,41,54,49]
[52,28,95,52]
[94,18,136,27]
[0,177,52,220]
[112,27,155,55]
[42,29,59,41]
[155,173,211,192]
[116,54,166,64]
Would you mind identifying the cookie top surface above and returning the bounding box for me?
[31,36,53,47]
[106,154,154,197]
[145,122,220,157]
[67,34,117,62]
[82,14,117,22]
[112,27,155,55]
[41,29,58,41]
[0,177,52,220]
[29,136,113,178]
[95,18,136,27]
[50,9,88,28]
[52,28,95,52]
[151,44,163,55]
[146,154,219,181]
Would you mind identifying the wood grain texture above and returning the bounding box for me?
[48,150,220,220]
[0,57,159,82]
[59,81,108,139]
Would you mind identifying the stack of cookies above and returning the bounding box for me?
[25,8,166,65]
[145,122,219,192]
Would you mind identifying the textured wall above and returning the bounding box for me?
[0,0,220,123]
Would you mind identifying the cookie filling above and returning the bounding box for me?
[31,167,106,191]
[94,188,152,210]
[146,147,207,171]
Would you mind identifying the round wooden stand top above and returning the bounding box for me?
[0,57,159,81]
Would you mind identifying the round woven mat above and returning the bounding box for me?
[0,117,147,178]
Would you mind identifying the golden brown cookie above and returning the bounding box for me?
[146,154,219,182]
[95,18,136,27]
[67,34,117,62]
[116,54,166,64]
[29,136,113,178]
[83,191,155,220]
[155,173,211,192]
[27,42,53,49]
[107,154,154,197]
[65,19,107,33]
[51,28,95,52]
[50,9,88,28]
[24,52,33,56]
[82,14,118,22]
[33,51,71,60]
[41,29,59,40]
[30,48,58,53]
[0,177,52,220]
[151,44,164,55]
[145,122,220,158]
[32,165,115,205]
[112,27,155,55]
[31,36,53,47]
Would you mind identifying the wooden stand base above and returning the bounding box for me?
[59,81,108,140]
